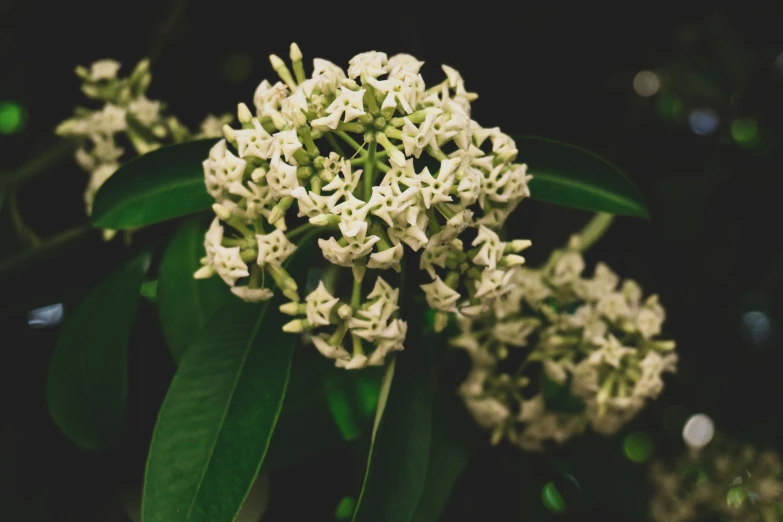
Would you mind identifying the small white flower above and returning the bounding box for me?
[464,397,509,429]
[428,209,473,248]
[265,158,299,198]
[347,51,388,80]
[595,335,634,368]
[421,276,461,312]
[88,59,122,81]
[128,96,161,127]
[312,334,351,361]
[311,87,366,130]
[305,282,340,326]
[471,225,505,270]
[91,104,127,134]
[549,251,585,286]
[253,80,289,118]
[400,109,440,158]
[231,286,274,302]
[367,243,404,270]
[474,268,517,300]
[417,158,458,208]
[212,245,250,286]
[365,184,417,227]
[388,54,424,76]
[256,230,296,266]
[322,160,363,200]
[234,119,275,159]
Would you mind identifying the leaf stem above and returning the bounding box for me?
[363,140,376,200]
[8,189,41,246]
[335,131,366,158]
[286,223,320,242]
[574,212,614,252]
[0,223,95,279]
[0,140,74,188]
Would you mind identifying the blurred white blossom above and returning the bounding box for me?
[451,240,677,451]
[650,437,783,522]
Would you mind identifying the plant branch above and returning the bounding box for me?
[574,212,614,252]
[0,223,95,279]
[0,140,75,189]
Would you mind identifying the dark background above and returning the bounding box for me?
[3,0,783,520]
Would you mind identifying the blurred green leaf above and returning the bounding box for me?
[91,139,218,229]
[352,301,436,522]
[264,354,382,471]
[141,240,311,522]
[157,217,231,362]
[515,136,649,218]
[46,251,151,450]
[410,391,478,522]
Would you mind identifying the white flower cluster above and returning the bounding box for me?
[650,438,783,522]
[55,58,231,235]
[450,237,677,450]
[196,43,532,369]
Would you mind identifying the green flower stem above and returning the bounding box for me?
[382,126,403,140]
[351,277,362,308]
[335,131,367,157]
[0,223,95,279]
[370,221,392,251]
[328,321,350,346]
[364,140,377,199]
[351,332,365,356]
[426,146,447,161]
[574,212,614,252]
[0,140,74,189]
[298,125,320,157]
[426,208,442,234]
[285,223,316,241]
[539,212,616,272]
[326,133,345,156]
[363,86,380,114]
[8,189,41,246]
[374,160,390,174]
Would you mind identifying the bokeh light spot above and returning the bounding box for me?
[28,303,64,328]
[633,70,661,97]
[731,117,758,145]
[682,413,714,449]
[742,311,771,344]
[223,52,253,85]
[0,101,25,135]
[623,431,654,463]
[541,482,567,513]
[335,496,356,520]
[140,280,158,302]
[688,108,719,136]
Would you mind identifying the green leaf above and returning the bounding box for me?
[352,307,436,522]
[46,251,151,450]
[410,392,478,522]
[91,139,218,229]
[141,241,312,522]
[157,217,232,363]
[264,354,382,471]
[515,136,649,218]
